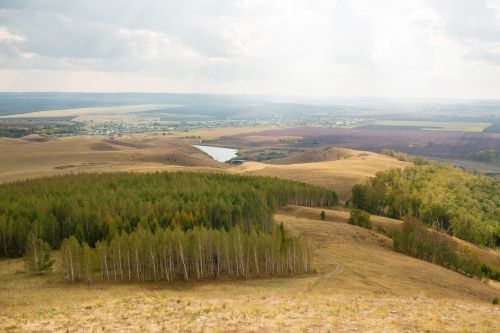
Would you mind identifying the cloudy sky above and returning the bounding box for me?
[1,0,500,99]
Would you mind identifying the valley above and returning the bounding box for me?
[0,130,499,332]
[0,132,409,200]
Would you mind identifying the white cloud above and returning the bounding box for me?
[0,0,500,98]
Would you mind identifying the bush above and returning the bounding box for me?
[480,264,500,281]
[493,297,499,305]
[349,209,372,229]
[320,211,326,220]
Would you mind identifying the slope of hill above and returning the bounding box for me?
[0,134,411,201]
[266,146,349,164]
[1,209,498,332]
[280,205,500,273]
[231,149,410,199]
[0,135,224,183]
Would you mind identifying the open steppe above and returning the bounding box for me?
[0,130,498,332]
[231,148,409,199]
[0,134,408,200]
[0,134,225,183]
[1,208,499,332]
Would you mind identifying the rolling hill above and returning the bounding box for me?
[0,134,411,202]
[0,134,224,184]
[231,148,410,199]
[1,207,498,332]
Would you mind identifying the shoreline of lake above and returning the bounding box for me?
[194,145,238,162]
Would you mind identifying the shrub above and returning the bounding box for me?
[320,211,326,221]
[480,264,500,281]
[349,209,372,229]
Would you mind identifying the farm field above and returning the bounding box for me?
[1,209,499,332]
[0,104,174,120]
[366,120,492,132]
[172,125,278,140]
[222,126,500,166]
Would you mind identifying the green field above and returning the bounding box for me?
[372,120,491,132]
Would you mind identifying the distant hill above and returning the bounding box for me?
[266,147,350,164]
[0,134,224,183]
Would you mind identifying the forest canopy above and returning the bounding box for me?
[0,172,338,258]
[351,162,500,247]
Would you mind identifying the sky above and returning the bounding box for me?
[1,0,500,99]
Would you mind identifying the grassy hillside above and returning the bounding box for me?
[1,209,499,332]
[0,135,224,183]
[266,146,348,164]
[280,205,500,272]
[231,148,410,199]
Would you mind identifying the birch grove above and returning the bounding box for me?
[60,225,311,283]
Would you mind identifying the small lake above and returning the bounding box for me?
[194,145,238,162]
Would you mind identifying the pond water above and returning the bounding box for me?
[193,145,238,162]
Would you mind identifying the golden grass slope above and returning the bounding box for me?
[0,134,410,199]
[231,148,410,199]
[280,205,500,273]
[0,134,224,184]
[1,210,499,332]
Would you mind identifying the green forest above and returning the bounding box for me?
[0,172,338,260]
[351,162,500,247]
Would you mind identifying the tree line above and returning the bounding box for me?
[59,224,310,283]
[393,217,499,281]
[351,162,499,247]
[0,172,338,257]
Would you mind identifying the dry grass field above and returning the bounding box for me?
[231,148,410,199]
[0,134,225,184]
[1,209,499,332]
[279,205,500,272]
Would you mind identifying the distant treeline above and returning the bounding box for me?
[60,225,310,283]
[0,172,338,258]
[380,148,427,164]
[0,122,83,138]
[351,162,500,247]
[470,149,498,163]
